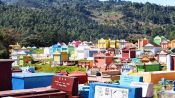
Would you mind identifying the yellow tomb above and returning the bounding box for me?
[132,71,175,84]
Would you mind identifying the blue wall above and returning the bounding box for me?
[12,73,54,90]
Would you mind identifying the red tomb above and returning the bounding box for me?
[0,59,14,91]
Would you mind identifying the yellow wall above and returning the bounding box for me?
[98,38,109,48]
[132,71,175,84]
[53,55,60,61]
[171,40,175,48]
[98,38,120,48]
[116,40,119,48]
[109,40,116,48]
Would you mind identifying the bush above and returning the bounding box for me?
[35,64,86,73]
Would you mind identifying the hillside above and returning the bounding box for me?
[0,0,175,58]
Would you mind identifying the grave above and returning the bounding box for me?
[119,75,143,86]
[79,85,90,98]
[0,75,79,98]
[88,82,142,98]
[121,63,135,75]
[20,66,35,73]
[132,71,175,84]
[69,71,88,84]
[130,82,153,98]
[158,91,175,98]
[136,63,161,72]
[0,59,14,91]
[53,51,61,65]
[12,73,54,90]
[51,76,79,98]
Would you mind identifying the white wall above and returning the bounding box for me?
[167,55,171,71]
[159,55,167,64]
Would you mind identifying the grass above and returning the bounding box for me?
[19,58,86,73]
[30,48,44,54]
[35,64,86,73]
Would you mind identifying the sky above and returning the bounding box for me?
[99,0,175,6]
[125,0,175,6]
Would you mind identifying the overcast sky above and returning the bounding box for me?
[125,0,175,6]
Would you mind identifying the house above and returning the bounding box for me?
[141,55,155,63]
[160,40,170,50]
[61,44,68,52]
[71,40,82,47]
[44,47,50,57]
[97,38,109,49]
[76,43,90,60]
[138,38,149,49]
[171,54,175,70]
[169,39,175,49]
[68,45,75,60]
[9,43,21,53]
[121,47,136,59]
[153,36,166,45]
[93,52,113,70]
[119,39,128,49]
[17,51,26,66]
[10,51,18,66]
[170,48,175,70]
[86,48,106,60]
[53,51,61,65]
[78,60,93,69]
[52,43,62,53]
[61,52,68,62]
[136,49,144,58]
[109,39,119,48]
[144,43,161,55]
[107,48,116,56]
[157,50,171,64]
[136,62,161,72]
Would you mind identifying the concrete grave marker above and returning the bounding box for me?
[89,83,142,98]
[94,86,129,98]
[119,75,143,86]
[12,73,54,90]
[130,82,153,98]
[121,64,133,75]
[51,76,78,98]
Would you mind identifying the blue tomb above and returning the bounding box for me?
[12,73,54,90]
[119,75,143,86]
[88,83,142,98]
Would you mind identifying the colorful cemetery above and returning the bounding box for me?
[5,37,175,98]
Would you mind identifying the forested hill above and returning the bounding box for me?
[0,0,175,58]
